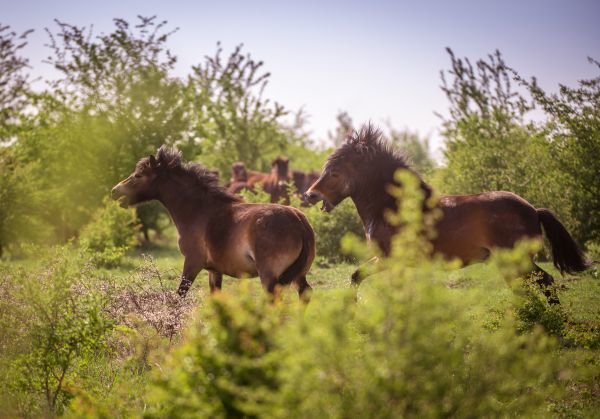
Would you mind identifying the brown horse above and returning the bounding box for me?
[227,161,252,194]
[292,170,321,196]
[247,156,291,203]
[112,147,315,301]
[305,125,590,303]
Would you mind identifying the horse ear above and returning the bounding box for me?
[149,155,158,168]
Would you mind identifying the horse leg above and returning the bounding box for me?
[531,263,560,305]
[351,256,379,286]
[294,275,312,304]
[208,271,223,294]
[258,271,280,301]
[177,258,202,297]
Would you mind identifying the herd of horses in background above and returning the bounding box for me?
[112,123,591,304]
[225,157,320,203]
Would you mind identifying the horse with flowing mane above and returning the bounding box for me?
[112,147,315,301]
[305,124,590,303]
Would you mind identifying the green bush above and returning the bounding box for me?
[147,283,283,418]
[79,198,139,268]
[303,199,364,263]
[0,247,114,417]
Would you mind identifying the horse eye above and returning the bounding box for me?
[330,172,339,178]
[134,174,142,179]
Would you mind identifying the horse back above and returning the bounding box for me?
[204,203,314,279]
[434,191,541,263]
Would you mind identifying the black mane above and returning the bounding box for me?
[327,123,412,179]
[329,123,432,209]
[139,146,241,203]
[328,124,411,173]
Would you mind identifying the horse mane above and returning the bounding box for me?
[331,123,410,172]
[139,146,241,204]
[330,123,432,213]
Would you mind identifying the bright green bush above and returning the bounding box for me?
[0,247,114,417]
[147,283,283,418]
[79,197,139,268]
[302,199,364,263]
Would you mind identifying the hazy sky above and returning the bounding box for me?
[2,0,599,153]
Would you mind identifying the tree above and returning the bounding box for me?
[438,48,574,231]
[513,58,600,245]
[0,24,33,144]
[328,110,354,147]
[17,16,191,241]
[189,43,289,174]
[386,125,435,174]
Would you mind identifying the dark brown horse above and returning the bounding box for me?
[227,161,251,194]
[305,125,590,303]
[112,147,315,301]
[292,170,321,196]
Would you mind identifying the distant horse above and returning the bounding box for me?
[246,156,291,203]
[305,124,590,303]
[112,147,315,301]
[293,170,321,196]
[227,161,252,194]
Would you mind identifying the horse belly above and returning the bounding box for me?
[214,238,259,279]
[433,215,490,264]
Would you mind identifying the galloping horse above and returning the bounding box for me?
[305,124,590,303]
[112,147,315,301]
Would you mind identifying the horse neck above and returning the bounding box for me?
[156,177,224,234]
[350,183,397,231]
[271,167,288,181]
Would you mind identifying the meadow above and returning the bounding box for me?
[1,16,599,417]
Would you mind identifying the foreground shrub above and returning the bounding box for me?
[0,248,114,417]
[79,197,139,267]
[303,199,364,263]
[147,284,283,418]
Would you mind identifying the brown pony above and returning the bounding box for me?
[247,156,291,203]
[227,161,251,194]
[112,147,315,301]
[292,170,321,196]
[305,125,590,303]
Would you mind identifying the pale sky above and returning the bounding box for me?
[2,0,599,155]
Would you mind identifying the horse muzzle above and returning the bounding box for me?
[111,186,129,208]
[303,190,335,212]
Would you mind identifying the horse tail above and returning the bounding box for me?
[537,208,590,274]
[278,212,315,285]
